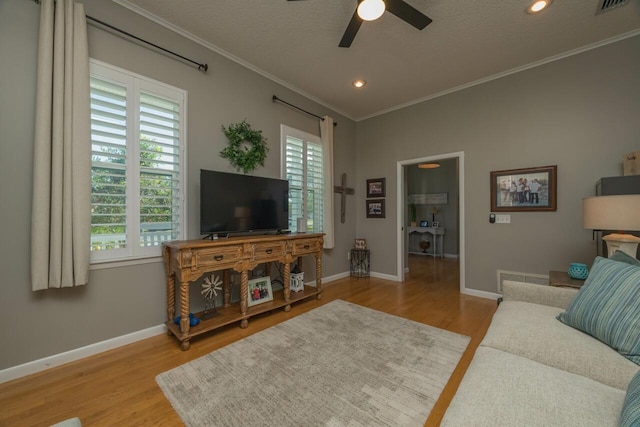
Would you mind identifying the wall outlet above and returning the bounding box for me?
[347,250,351,260]
[495,214,511,224]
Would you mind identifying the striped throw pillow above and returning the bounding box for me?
[557,256,640,365]
[620,370,640,427]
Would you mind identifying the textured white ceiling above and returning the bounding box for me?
[117,0,640,120]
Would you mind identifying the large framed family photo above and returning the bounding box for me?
[490,165,557,212]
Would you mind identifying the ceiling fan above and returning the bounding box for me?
[287,0,433,48]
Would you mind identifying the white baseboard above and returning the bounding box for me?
[461,287,501,301]
[1,273,353,384]
[322,271,351,284]
[0,324,166,384]
[370,271,401,282]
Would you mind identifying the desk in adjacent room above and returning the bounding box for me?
[407,226,445,258]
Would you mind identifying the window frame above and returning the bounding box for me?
[89,59,187,265]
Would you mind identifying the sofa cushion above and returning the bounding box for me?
[610,250,640,266]
[441,347,625,427]
[620,370,640,427]
[481,300,639,390]
[557,256,640,365]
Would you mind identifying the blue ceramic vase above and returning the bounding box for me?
[568,263,589,280]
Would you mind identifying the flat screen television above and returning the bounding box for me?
[200,169,289,237]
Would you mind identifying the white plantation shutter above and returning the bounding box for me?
[282,126,326,234]
[138,92,182,248]
[89,61,186,262]
[90,76,128,256]
[285,136,305,231]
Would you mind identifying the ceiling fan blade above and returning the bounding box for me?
[339,10,363,48]
[385,0,432,30]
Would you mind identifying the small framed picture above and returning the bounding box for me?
[366,199,386,218]
[354,238,367,249]
[366,178,386,198]
[419,220,429,227]
[431,221,439,228]
[247,277,273,307]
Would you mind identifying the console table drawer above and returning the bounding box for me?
[291,238,322,256]
[193,246,242,269]
[251,241,286,262]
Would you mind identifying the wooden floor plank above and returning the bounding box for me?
[0,256,497,427]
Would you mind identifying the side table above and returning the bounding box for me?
[350,249,370,278]
[549,270,586,289]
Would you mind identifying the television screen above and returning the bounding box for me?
[200,169,289,236]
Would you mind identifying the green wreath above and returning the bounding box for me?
[220,120,269,174]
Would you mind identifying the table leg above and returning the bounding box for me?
[223,269,231,307]
[316,254,323,300]
[240,270,249,328]
[283,262,291,312]
[179,280,190,350]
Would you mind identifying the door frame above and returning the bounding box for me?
[396,151,465,293]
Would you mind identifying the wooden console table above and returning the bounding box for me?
[162,233,323,350]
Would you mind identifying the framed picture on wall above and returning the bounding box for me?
[490,165,557,212]
[366,178,386,198]
[366,199,386,218]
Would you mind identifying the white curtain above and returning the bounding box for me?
[320,116,335,249]
[31,0,91,290]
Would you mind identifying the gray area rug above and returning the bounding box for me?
[156,299,470,426]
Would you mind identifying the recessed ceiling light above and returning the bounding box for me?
[353,80,366,88]
[526,0,552,14]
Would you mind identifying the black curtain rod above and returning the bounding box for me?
[32,1,208,72]
[272,95,337,127]
[86,16,208,72]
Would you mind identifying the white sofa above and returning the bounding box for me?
[441,280,640,427]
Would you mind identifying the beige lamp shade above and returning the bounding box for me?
[582,195,640,231]
[583,195,640,258]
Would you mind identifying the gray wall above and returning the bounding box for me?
[355,34,640,293]
[0,0,356,370]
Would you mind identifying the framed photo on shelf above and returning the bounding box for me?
[366,199,386,218]
[419,220,429,227]
[366,178,386,198]
[247,277,274,307]
[490,165,557,212]
[431,221,439,228]
[354,238,367,250]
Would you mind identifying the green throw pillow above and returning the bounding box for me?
[610,250,640,266]
[620,370,640,427]
[557,256,640,364]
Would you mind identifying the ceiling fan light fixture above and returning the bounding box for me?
[353,79,366,88]
[526,0,552,14]
[357,0,386,21]
[418,162,440,169]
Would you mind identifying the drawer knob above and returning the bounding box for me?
[214,255,224,261]
[266,249,273,254]
[304,244,310,249]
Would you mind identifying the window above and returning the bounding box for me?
[89,61,186,262]
[281,125,325,233]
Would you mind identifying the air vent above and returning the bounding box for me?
[496,270,549,293]
[596,0,629,15]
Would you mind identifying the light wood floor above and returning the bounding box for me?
[0,256,497,427]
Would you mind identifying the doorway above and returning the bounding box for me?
[396,151,465,293]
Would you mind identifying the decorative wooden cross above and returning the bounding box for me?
[334,173,354,223]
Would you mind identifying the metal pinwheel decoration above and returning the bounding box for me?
[201,274,223,318]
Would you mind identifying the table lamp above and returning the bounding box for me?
[582,195,640,258]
